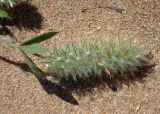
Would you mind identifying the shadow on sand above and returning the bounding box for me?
[0,56,155,104]
[0,2,43,30]
[0,56,78,105]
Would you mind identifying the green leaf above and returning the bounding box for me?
[19,43,48,54]
[0,35,13,43]
[20,49,47,78]
[20,32,58,46]
[0,35,16,48]
[0,8,12,19]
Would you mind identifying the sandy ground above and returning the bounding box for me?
[0,0,160,114]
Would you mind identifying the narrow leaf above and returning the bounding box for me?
[0,8,12,19]
[20,49,46,78]
[21,32,58,46]
[0,35,13,43]
[0,35,16,48]
[19,43,48,54]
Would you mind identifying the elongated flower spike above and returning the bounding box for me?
[45,39,148,81]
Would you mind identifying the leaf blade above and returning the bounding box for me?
[20,32,58,45]
[19,44,48,54]
[20,49,47,78]
[0,8,12,19]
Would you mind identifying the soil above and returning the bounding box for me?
[0,0,160,114]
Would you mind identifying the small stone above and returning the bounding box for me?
[97,27,101,30]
